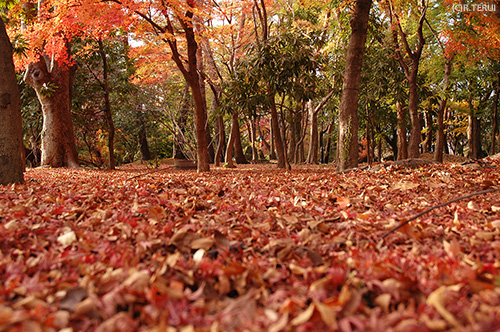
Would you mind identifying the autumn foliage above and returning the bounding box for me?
[1,159,499,330]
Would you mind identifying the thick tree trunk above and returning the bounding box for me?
[24,55,79,168]
[336,0,372,172]
[0,18,24,184]
[396,101,408,160]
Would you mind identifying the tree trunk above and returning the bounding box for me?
[269,120,277,160]
[0,18,24,184]
[258,122,271,159]
[214,115,225,167]
[423,108,432,153]
[389,1,426,159]
[491,71,499,155]
[173,85,190,160]
[224,112,238,168]
[248,119,257,163]
[324,119,335,163]
[396,101,408,160]
[98,39,115,170]
[24,53,80,168]
[307,102,319,164]
[336,0,372,172]
[233,114,248,164]
[407,69,421,158]
[138,123,151,161]
[468,112,481,159]
[164,4,209,172]
[270,97,287,169]
[434,56,453,162]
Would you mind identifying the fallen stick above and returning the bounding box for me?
[381,187,500,240]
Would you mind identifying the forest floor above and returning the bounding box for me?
[1,156,500,331]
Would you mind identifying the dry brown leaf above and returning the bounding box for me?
[426,285,463,328]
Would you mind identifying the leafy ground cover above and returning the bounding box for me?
[1,159,500,331]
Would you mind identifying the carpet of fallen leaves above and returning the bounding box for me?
[1,158,500,332]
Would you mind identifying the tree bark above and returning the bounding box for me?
[98,39,115,170]
[396,101,408,160]
[270,97,287,169]
[389,0,427,159]
[423,108,432,153]
[307,102,319,164]
[0,18,24,184]
[162,3,209,172]
[468,112,481,159]
[434,56,453,162]
[224,112,238,168]
[491,71,499,155]
[138,122,151,161]
[233,114,248,164]
[336,0,372,171]
[214,115,225,167]
[407,66,422,158]
[24,52,80,168]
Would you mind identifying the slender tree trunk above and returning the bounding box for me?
[270,96,287,168]
[491,71,499,155]
[98,39,115,170]
[174,85,190,159]
[0,18,24,184]
[214,115,225,167]
[336,0,372,172]
[468,111,481,159]
[164,4,209,172]
[258,122,271,159]
[396,101,408,160]
[407,69,421,158]
[389,1,426,159]
[435,57,453,162]
[324,118,335,163]
[233,115,248,164]
[248,119,258,162]
[307,102,319,164]
[269,120,277,160]
[224,112,238,168]
[423,108,432,153]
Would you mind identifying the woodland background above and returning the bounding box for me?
[2,0,500,172]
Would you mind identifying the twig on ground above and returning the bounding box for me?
[380,187,500,239]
